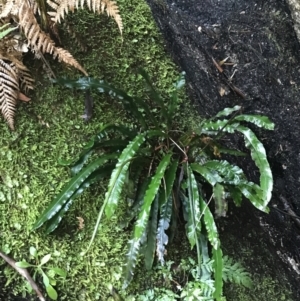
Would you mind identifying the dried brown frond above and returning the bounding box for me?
[2,52,35,92]
[18,1,87,75]
[53,47,87,75]
[47,0,123,33]
[0,58,19,130]
[0,0,15,19]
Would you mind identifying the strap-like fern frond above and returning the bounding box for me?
[47,0,123,33]
[123,153,172,288]
[156,194,172,264]
[144,195,159,270]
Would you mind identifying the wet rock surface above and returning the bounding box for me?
[146,0,300,298]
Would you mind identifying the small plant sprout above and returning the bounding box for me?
[15,246,67,300]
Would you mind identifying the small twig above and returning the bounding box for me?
[0,251,46,301]
[169,137,187,160]
[212,57,224,73]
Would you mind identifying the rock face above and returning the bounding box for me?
[147,0,300,298]
[287,0,300,43]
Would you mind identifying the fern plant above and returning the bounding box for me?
[32,70,274,299]
[0,0,122,129]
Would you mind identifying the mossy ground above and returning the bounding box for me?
[0,1,183,300]
[0,0,295,300]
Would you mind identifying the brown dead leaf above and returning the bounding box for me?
[18,92,31,102]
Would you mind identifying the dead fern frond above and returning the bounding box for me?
[47,0,123,33]
[53,47,87,75]
[0,58,19,130]
[0,48,34,130]
[0,0,122,129]
[2,52,35,92]
[18,1,87,75]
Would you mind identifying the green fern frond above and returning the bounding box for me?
[156,194,172,264]
[213,183,227,218]
[236,126,273,208]
[32,153,118,230]
[223,255,252,288]
[234,114,274,130]
[88,133,146,250]
[123,153,172,288]
[144,195,159,270]
[213,246,223,301]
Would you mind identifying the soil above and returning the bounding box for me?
[146,0,300,299]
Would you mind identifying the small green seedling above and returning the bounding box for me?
[15,246,67,300]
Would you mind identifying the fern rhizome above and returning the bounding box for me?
[0,0,122,130]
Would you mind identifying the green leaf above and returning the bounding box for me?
[134,153,172,239]
[191,163,223,186]
[70,123,134,175]
[199,193,219,250]
[71,139,129,176]
[202,160,246,185]
[174,71,186,89]
[238,182,269,213]
[15,261,32,268]
[121,177,151,228]
[139,69,168,120]
[32,154,118,231]
[88,134,146,250]
[156,195,173,264]
[105,134,146,218]
[215,105,241,118]
[71,149,93,175]
[57,158,73,166]
[199,234,212,280]
[237,126,273,208]
[0,24,18,39]
[186,165,202,249]
[54,77,147,129]
[46,284,58,300]
[144,195,159,270]
[213,246,223,301]
[42,271,50,287]
[213,183,227,218]
[45,163,115,234]
[159,160,178,206]
[226,186,242,206]
[40,254,51,265]
[201,120,239,134]
[140,162,172,241]
[29,246,37,258]
[51,267,67,278]
[234,114,274,130]
[167,72,186,128]
[123,153,172,288]
[223,256,252,288]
